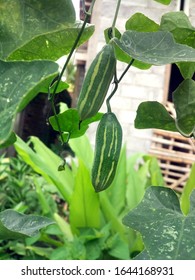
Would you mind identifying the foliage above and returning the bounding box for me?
[9,134,165,259]
[0,0,195,260]
[123,186,195,260]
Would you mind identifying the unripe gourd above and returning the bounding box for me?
[77,44,116,121]
[91,112,122,192]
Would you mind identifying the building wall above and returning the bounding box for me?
[84,0,194,154]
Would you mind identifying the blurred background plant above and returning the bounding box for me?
[0,131,166,260]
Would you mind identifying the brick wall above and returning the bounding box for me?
[85,0,194,154]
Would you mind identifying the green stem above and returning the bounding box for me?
[49,0,96,146]
[111,0,121,37]
[106,73,118,113]
[117,59,135,83]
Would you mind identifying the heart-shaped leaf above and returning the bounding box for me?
[49,109,103,139]
[8,22,94,62]
[0,60,58,146]
[116,13,159,69]
[123,186,195,260]
[112,31,195,66]
[0,0,73,59]
[0,209,54,240]
[173,79,195,137]
[160,11,195,78]
[135,101,178,132]
[126,13,159,32]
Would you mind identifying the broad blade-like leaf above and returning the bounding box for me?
[0,0,75,60]
[0,60,58,146]
[112,31,195,66]
[123,186,195,260]
[0,209,53,240]
[135,101,178,132]
[69,160,100,230]
[14,136,74,203]
[173,79,195,137]
[69,134,94,169]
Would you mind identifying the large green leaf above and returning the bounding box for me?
[69,134,94,169]
[0,60,58,146]
[126,13,159,32]
[160,11,195,78]
[114,13,159,69]
[112,31,195,66]
[69,160,100,230]
[160,12,195,46]
[0,209,53,240]
[135,101,178,132]
[123,186,195,260]
[14,136,74,203]
[8,22,94,61]
[173,79,195,137]
[0,0,74,60]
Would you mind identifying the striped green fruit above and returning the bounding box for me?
[77,44,116,121]
[91,112,122,192]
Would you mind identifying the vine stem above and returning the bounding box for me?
[106,59,135,113]
[111,0,121,37]
[49,0,96,146]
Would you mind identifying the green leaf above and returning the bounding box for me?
[14,136,74,203]
[154,0,172,4]
[180,164,195,215]
[0,132,16,149]
[0,60,58,146]
[126,13,159,32]
[108,234,130,260]
[123,186,195,260]
[0,209,53,240]
[160,12,195,78]
[112,31,195,66]
[49,80,69,94]
[104,27,121,44]
[117,13,159,69]
[69,160,100,229]
[173,79,195,137]
[0,0,74,60]
[135,101,178,132]
[49,109,103,138]
[8,22,95,61]
[160,12,195,46]
[69,134,94,169]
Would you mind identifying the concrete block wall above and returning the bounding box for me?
[85,0,194,154]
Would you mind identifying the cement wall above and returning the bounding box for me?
[84,0,194,154]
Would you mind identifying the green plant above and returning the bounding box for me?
[0,0,195,259]
[12,134,165,259]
